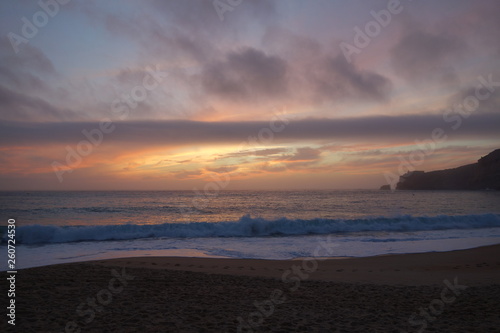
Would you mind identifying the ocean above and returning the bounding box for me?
[1,190,500,270]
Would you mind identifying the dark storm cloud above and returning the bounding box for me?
[2,113,498,147]
[201,47,288,101]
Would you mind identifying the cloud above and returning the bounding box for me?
[334,144,497,175]
[253,148,288,156]
[263,28,392,104]
[102,4,393,111]
[390,28,465,85]
[212,147,288,163]
[0,36,57,92]
[0,84,77,122]
[102,0,277,65]
[201,47,288,101]
[3,113,499,148]
[150,0,276,35]
[257,162,288,173]
[447,82,500,115]
[0,1,498,128]
[98,6,217,68]
[205,166,239,173]
[310,54,392,103]
[0,37,56,74]
[199,45,392,107]
[453,1,500,56]
[254,147,325,173]
[287,147,321,161]
[262,26,323,64]
[173,169,203,179]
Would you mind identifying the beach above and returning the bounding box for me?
[2,0,500,331]
[4,244,500,332]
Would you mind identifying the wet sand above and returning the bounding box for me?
[3,244,500,332]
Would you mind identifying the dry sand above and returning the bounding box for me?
[3,245,500,332]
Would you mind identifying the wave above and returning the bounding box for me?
[0,205,180,214]
[4,214,500,245]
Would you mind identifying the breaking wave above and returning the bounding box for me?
[5,214,500,245]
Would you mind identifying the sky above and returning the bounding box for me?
[0,0,499,190]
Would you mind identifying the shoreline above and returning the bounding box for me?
[89,243,500,286]
[3,239,500,272]
[20,243,500,286]
[4,244,500,332]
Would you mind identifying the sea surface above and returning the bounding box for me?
[1,190,500,270]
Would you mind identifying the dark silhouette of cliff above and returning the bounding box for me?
[395,149,500,190]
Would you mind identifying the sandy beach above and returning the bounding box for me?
[3,0,500,331]
[3,244,500,332]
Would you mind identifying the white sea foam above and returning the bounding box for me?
[7,213,500,245]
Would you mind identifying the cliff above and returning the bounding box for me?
[395,149,500,190]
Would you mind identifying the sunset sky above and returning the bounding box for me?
[0,0,499,190]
